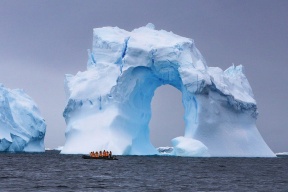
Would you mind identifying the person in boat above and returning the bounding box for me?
[109,151,112,158]
[99,151,102,157]
[95,151,99,158]
[90,151,93,157]
[105,150,108,157]
[104,150,106,157]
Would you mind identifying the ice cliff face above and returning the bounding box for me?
[62,24,275,157]
[0,84,46,152]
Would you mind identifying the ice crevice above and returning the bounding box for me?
[116,36,130,74]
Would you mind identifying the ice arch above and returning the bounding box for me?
[61,24,275,157]
[109,65,200,155]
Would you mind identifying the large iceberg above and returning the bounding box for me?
[0,84,46,152]
[62,24,275,157]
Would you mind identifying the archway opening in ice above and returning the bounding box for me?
[149,85,185,148]
[108,65,200,155]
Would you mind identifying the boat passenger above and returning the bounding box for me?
[105,150,108,157]
[103,150,106,157]
[95,152,99,158]
[99,151,102,157]
[109,151,112,158]
[90,152,93,157]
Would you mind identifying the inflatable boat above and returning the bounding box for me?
[82,155,118,160]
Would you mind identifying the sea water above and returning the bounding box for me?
[0,151,287,191]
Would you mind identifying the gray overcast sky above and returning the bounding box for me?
[0,0,287,152]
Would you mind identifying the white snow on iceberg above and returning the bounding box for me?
[0,84,46,152]
[61,24,275,157]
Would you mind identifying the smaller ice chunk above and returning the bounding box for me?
[276,152,288,157]
[157,146,174,154]
[171,136,210,157]
[0,84,46,152]
[54,146,64,151]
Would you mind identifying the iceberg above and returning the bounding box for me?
[0,84,46,152]
[61,24,275,157]
[276,152,288,157]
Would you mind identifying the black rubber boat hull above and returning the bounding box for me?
[82,155,118,160]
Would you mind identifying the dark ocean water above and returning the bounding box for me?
[0,151,287,191]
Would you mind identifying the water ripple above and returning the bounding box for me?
[0,151,287,191]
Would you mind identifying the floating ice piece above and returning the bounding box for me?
[0,84,46,152]
[171,136,210,157]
